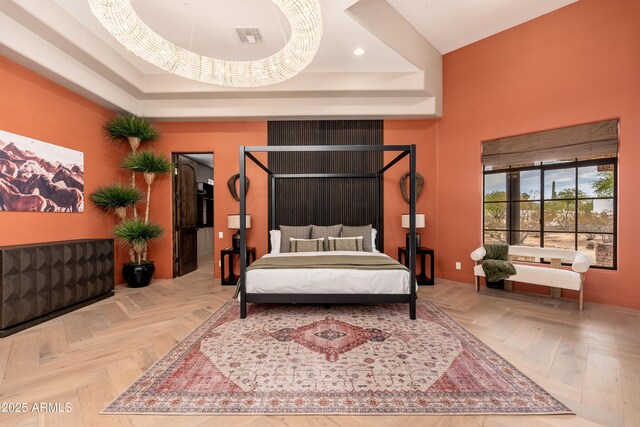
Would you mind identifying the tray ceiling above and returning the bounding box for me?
[0,0,576,119]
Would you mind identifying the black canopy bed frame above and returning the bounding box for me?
[238,144,418,319]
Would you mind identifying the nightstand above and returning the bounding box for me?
[221,247,256,286]
[398,246,434,286]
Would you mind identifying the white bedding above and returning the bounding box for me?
[245,251,412,295]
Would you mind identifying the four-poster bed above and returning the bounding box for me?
[238,144,418,319]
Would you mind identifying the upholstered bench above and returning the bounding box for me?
[470,245,591,310]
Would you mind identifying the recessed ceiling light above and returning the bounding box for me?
[354,48,365,56]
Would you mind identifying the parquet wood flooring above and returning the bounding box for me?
[0,260,638,427]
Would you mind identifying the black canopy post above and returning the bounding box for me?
[269,174,277,251]
[375,174,381,251]
[239,146,247,318]
[409,144,417,320]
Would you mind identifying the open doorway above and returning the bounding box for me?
[172,153,214,278]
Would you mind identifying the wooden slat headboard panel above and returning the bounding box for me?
[267,120,383,235]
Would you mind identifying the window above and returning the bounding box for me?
[483,158,617,268]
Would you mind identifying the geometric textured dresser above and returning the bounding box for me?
[0,239,114,337]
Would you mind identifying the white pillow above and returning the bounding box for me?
[372,228,379,253]
[269,230,281,253]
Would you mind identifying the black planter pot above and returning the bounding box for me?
[122,262,155,288]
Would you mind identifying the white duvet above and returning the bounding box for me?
[245,251,412,295]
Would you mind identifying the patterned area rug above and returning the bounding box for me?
[103,302,571,415]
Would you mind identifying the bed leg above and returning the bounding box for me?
[475,275,479,292]
[240,297,247,319]
[410,298,416,320]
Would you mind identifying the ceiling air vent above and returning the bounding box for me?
[235,27,263,44]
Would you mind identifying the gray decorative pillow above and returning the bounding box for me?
[311,224,343,251]
[341,224,373,252]
[279,225,312,253]
[328,236,363,251]
[290,238,324,252]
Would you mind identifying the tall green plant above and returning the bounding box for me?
[90,114,166,266]
[103,114,161,217]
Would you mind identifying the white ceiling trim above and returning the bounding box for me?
[142,71,426,96]
[140,96,437,121]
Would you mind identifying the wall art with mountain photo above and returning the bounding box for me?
[0,130,84,213]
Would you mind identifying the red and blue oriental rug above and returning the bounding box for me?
[103,302,571,415]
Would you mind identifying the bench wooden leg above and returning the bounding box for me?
[579,274,585,311]
[475,275,479,292]
[549,258,563,299]
[505,280,513,291]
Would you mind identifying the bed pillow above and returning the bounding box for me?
[279,225,312,253]
[341,224,373,252]
[290,238,324,253]
[328,236,364,252]
[269,230,281,253]
[372,228,379,253]
[311,224,343,251]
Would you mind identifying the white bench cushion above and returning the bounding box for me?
[473,263,582,291]
[471,245,590,273]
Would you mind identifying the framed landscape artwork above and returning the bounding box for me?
[0,130,84,212]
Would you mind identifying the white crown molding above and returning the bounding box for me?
[140,96,437,121]
[142,71,426,96]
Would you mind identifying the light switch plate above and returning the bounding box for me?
[218,232,223,238]
[455,262,462,270]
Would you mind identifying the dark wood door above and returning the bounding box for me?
[175,155,198,276]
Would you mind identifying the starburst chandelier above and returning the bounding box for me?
[88,0,323,88]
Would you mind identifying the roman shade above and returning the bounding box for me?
[482,119,618,167]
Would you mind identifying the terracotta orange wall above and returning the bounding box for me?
[0,56,124,282]
[149,121,437,280]
[147,122,268,280]
[383,121,438,268]
[437,0,640,308]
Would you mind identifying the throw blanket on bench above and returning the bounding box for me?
[481,243,516,282]
[246,255,409,271]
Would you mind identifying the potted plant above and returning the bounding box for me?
[113,218,163,288]
[90,114,169,287]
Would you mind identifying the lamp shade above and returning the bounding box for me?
[228,214,251,229]
[401,213,425,228]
